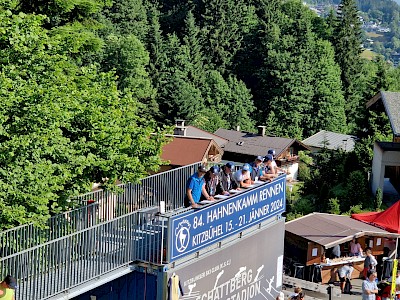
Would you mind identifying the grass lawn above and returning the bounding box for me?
[361,49,378,60]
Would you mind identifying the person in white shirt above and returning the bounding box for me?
[233,164,253,188]
[337,264,354,293]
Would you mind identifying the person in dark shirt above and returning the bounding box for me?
[219,162,238,192]
[203,165,229,199]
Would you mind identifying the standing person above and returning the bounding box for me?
[0,275,17,300]
[249,156,264,181]
[331,244,341,259]
[220,162,239,192]
[362,270,378,300]
[337,263,354,293]
[233,164,253,188]
[363,248,378,279]
[349,237,363,256]
[202,165,229,199]
[184,165,214,208]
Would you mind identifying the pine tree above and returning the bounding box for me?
[331,0,364,132]
[200,0,258,73]
[311,39,347,135]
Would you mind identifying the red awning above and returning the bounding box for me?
[351,200,400,233]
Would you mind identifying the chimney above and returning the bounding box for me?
[257,126,266,136]
[174,119,187,136]
[236,125,241,132]
[175,119,185,127]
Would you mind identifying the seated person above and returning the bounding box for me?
[349,237,363,257]
[202,165,229,199]
[337,263,354,293]
[220,162,239,192]
[233,164,253,188]
[260,155,277,181]
[184,165,214,208]
[288,287,302,300]
[249,156,264,181]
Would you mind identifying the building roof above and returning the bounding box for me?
[161,136,222,166]
[366,91,400,137]
[302,130,357,152]
[376,141,400,152]
[185,126,228,147]
[214,128,309,157]
[285,213,399,248]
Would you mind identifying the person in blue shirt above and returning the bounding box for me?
[249,156,264,181]
[184,165,214,208]
[362,270,378,300]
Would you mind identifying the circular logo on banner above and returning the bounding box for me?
[175,220,191,253]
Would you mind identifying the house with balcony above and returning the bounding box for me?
[214,126,310,180]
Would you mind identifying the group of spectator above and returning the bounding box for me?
[184,150,283,208]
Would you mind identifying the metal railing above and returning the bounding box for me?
[1,208,168,299]
[0,168,283,300]
[0,162,199,258]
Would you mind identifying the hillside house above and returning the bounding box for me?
[367,91,400,201]
[214,126,310,180]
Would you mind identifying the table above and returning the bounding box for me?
[317,256,365,283]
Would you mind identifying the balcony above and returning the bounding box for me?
[0,163,286,299]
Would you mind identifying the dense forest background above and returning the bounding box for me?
[0,0,399,229]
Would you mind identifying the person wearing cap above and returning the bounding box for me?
[202,165,229,199]
[233,163,253,188]
[260,154,277,181]
[184,165,215,208]
[267,149,287,175]
[249,156,264,181]
[220,162,239,192]
[0,275,17,300]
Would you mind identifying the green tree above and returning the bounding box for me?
[331,0,364,131]
[311,39,347,134]
[0,5,167,229]
[200,0,258,72]
[101,34,158,119]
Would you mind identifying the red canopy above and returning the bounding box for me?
[351,201,400,233]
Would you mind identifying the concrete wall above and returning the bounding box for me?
[371,142,400,195]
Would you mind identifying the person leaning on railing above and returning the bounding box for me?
[219,162,240,192]
[260,154,277,182]
[202,165,229,200]
[233,163,253,188]
[0,275,17,300]
[184,165,214,208]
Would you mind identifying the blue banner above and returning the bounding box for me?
[169,175,286,262]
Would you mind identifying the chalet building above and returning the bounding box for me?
[367,91,400,201]
[302,130,357,153]
[159,120,225,171]
[214,126,310,180]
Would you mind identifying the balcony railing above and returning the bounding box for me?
[0,162,199,258]
[0,162,285,300]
